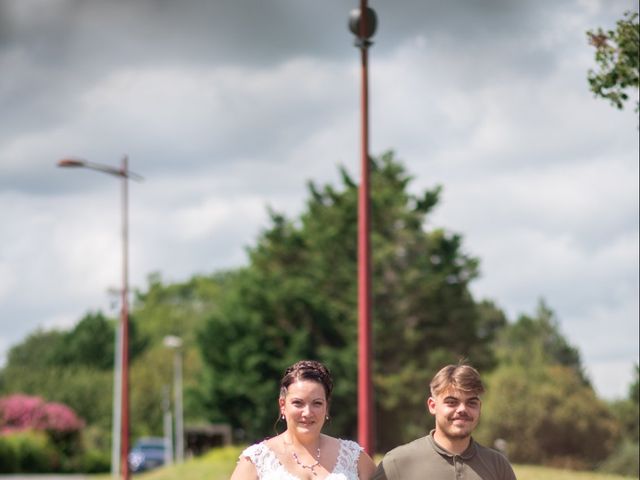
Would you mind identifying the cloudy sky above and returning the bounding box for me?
[1,0,638,400]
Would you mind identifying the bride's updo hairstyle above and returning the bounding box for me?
[279,360,334,402]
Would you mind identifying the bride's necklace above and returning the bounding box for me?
[292,447,321,476]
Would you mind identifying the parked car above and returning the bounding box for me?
[128,437,166,473]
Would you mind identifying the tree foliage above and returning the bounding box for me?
[616,363,640,443]
[476,303,620,468]
[4,329,67,370]
[0,273,222,457]
[599,364,639,477]
[478,363,619,468]
[587,10,640,112]
[56,312,116,370]
[492,300,588,384]
[0,310,149,438]
[4,311,146,372]
[128,272,225,431]
[198,152,504,450]
[133,272,224,345]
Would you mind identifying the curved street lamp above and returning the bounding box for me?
[57,155,142,480]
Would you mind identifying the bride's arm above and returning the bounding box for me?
[230,456,259,480]
[358,450,376,480]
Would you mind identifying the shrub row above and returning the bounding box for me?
[0,430,58,473]
[0,430,110,473]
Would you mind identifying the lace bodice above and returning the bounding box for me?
[240,438,363,480]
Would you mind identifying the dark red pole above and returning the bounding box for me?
[357,0,374,456]
[119,155,130,480]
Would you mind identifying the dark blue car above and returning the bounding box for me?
[128,437,167,473]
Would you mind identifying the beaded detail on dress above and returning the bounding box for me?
[241,439,363,480]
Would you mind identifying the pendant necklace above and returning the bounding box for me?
[292,445,321,476]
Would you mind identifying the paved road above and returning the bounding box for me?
[0,476,91,480]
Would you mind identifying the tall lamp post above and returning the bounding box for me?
[163,335,184,464]
[57,156,142,480]
[349,1,377,456]
[162,385,174,466]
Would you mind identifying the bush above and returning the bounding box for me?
[0,394,84,432]
[476,364,620,467]
[0,394,88,472]
[598,440,639,477]
[1,430,58,472]
[81,447,111,473]
[0,435,19,473]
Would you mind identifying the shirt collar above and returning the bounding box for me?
[428,430,477,460]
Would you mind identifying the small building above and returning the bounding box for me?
[185,424,232,457]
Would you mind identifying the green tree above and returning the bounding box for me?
[476,302,620,468]
[0,273,221,460]
[629,363,639,405]
[55,312,115,370]
[478,364,619,468]
[587,11,640,112]
[127,342,206,438]
[198,152,504,449]
[618,364,640,443]
[2,311,147,373]
[133,272,223,345]
[4,329,67,370]
[129,272,225,432]
[599,364,639,477]
[493,300,588,384]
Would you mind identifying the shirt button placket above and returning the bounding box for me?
[454,455,463,480]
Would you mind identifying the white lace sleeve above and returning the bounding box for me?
[239,444,266,475]
[240,443,259,460]
[239,442,287,479]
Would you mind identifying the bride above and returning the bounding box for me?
[230,360,376,480]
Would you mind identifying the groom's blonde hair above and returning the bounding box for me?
[429,363,485,397]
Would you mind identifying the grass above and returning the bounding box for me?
[513,464,636,480]
[86,446,241,480]
[134,446,242,480]
[106,445,637,480]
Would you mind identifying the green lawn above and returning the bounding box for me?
[112,445,635,480]
[513,464,636,480]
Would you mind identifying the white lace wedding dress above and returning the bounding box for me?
[240,438,363,480]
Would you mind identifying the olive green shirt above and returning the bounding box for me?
[373,431,516,480]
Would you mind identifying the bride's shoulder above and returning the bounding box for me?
[336,437,363,452]
[263,435,285,451]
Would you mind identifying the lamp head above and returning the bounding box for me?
[163,335,183,349]
[57,158,87,168]
[348,7,377,40]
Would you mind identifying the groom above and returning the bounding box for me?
[373,363,517,480]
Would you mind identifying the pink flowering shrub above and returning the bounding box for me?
[41,402,85,432]
[0,394,87,472]
[0,394,45,433]
[0,394,84,434]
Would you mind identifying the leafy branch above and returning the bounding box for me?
[587,11,639,112]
